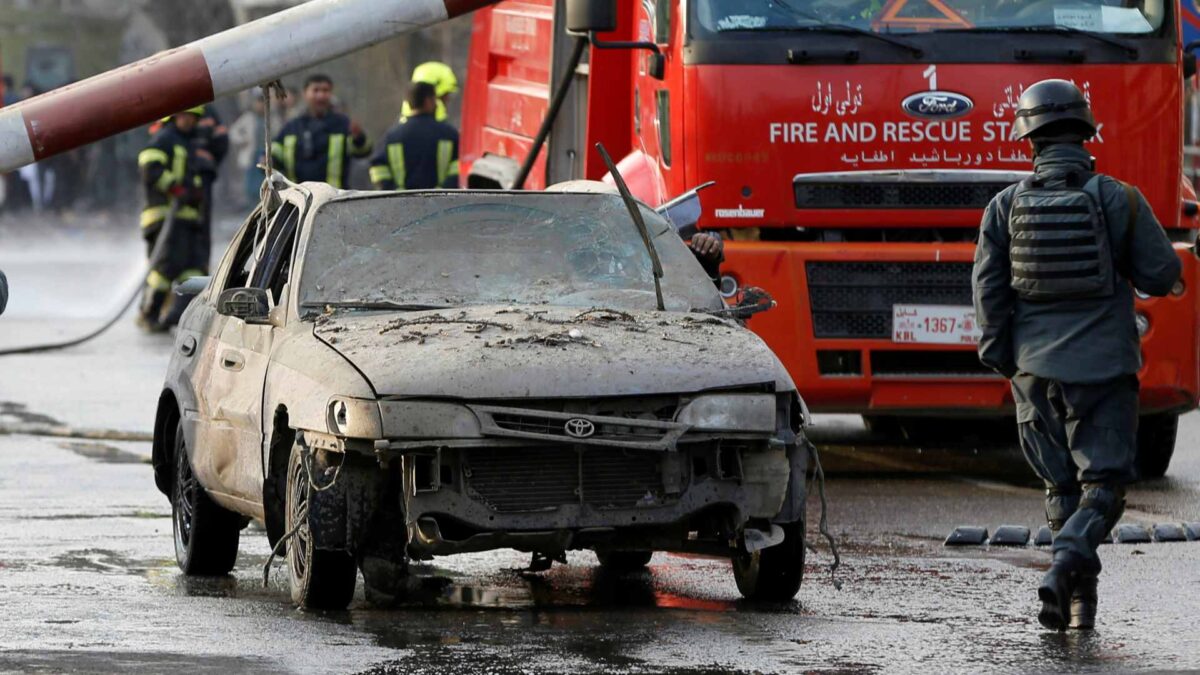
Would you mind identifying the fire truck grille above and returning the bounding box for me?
[464,447,662,513]
[794,182,1012,209]
[806,262,974,339]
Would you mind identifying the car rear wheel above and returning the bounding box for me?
[595,550,653,572]
[732,521,805,602]
[1136,413,1178,480]
[286,443,357,610]
[172,421,241,575]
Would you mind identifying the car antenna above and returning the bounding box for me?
[595,143,665,311]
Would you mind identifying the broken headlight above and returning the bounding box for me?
[676,394,775,432]
[377,401,483,439]
[327,397,384,438]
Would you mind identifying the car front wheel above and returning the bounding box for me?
[286,442,357,610]
[732,521,805,602]
[173,421,241,575]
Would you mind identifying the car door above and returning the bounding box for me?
[199,202,302,505]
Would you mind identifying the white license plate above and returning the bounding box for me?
[892,305,981,345]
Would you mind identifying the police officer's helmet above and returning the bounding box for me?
[1013,79,1096,141]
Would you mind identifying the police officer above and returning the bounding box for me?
[272,74,372,188]
[972,80,1180,631]
[399,61,457,123]
[370,82,460,190]
[137,107,212,331]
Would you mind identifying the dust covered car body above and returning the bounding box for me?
[153,181,811,608]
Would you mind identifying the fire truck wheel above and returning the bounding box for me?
[172,421,241,576]
[1136,413,1178,480]
[732,520,805,602]
[595,550,653,572]
[862,415,904,437]
[286,443,357,610]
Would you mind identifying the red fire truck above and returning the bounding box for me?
[462,0,1200,477]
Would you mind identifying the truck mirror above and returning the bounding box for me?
[566,0,617,34]
[648,53,666,80]
[656,181,716,238]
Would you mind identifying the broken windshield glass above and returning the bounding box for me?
[299,192,724,313]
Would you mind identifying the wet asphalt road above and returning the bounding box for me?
[2,222,1200,673]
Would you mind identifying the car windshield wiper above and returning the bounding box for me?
[303,300,452,312]
[934,25,1138,58]
[719,0,923,57]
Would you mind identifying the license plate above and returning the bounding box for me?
[892,305,981,345]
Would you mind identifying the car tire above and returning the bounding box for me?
[595,550,653,572]
[172,421,241,575]
[1136,413,1178,480]
[732,520,805,602]
[286,443,357,610]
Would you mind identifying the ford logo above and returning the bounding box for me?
[901,90,973,119]
[564,418,596,439]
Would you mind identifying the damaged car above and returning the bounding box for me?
[152,176,813,609]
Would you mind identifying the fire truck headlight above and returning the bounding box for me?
[1172,279,1186,296]
[1135,313,1151,338]
[1134,288,1151,301]
[719,275,739,299]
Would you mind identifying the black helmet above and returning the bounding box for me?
[1012,79,1096,141]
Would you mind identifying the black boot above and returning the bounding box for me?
[1070,574,1098,630]
[1038,561,1077,631]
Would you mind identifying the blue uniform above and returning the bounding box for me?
[272,112,371,188]
[368,113,460,190]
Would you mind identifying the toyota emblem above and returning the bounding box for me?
[564,418,596,438]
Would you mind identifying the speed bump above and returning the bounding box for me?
[1114,524,1151,544]
[988,525,1031,547]
[944,526,988,546]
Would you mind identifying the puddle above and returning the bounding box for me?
[56,440,148,464]
[0,401,63,427]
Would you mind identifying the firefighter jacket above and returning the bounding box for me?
[271,111,371,188]
[368,113,460,190]
[138,122,205,233]
[972,143,1180,383]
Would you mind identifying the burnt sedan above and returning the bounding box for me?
[153,180,811,609]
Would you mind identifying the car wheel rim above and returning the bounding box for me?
[288,458,310,583]
[174,446,198,551]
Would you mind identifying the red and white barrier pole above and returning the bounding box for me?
[0,0,495,173]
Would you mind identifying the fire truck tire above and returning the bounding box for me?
[732,520,805,602]
[1136,413,1178,480]
[862,415,904,438]
[595,550,653,572]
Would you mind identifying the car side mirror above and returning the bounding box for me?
[217,287,271,323]
[656,181,716,238]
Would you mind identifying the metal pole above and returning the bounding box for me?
[512,37,588,190]
[0,0,500,173]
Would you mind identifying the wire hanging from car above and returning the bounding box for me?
[804,437,842,590]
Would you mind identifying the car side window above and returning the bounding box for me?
[249,203,301,304]
[222,209,265,292]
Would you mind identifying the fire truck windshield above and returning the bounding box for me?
[694,0,1165,36]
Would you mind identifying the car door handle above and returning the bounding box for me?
[180,336,197,357]
[220,350,245,372]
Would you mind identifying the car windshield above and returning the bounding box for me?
[694,0,1165,35]
[299,192,724,313]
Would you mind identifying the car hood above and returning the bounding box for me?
[312,304,792,398]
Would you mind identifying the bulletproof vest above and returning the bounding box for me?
[1008,174,1115,301]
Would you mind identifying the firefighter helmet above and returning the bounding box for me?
[1012,79,1096,141]
[411,61,458,97]
[160,106,206,124]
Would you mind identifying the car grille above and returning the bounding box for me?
[795,182,1011,210]
[471,403,688,450]
[807,261,974,339]
[464,447,662,513]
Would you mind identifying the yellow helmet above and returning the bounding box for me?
[160,106,206,123]
[411,61,458,97]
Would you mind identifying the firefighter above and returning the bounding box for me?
[271,74,371,188]
[972,79,1181,631]
[370,82,460,190]
[399,61,457,123]
[137,107,212,332]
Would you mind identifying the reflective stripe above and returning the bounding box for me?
[282,135,297,180]
[140,205,200,228]
[172,145,188,187]
[154,170,176,192]
[177,268,206,282]
[146,270,172,291]
[447,159,460,177]
[138,148,169,167]
[436,139,453,186]
[327,133,345,188]
[369,165,393,184]
[388,143,406,190]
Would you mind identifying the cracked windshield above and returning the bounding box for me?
[301,194,723,312]
[695,0,1165,34]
